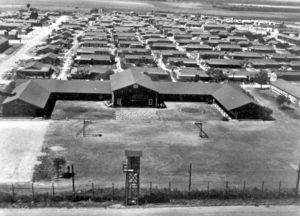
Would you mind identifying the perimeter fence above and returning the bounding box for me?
[0,179,297,204]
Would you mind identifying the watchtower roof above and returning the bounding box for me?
[125,150,143,157]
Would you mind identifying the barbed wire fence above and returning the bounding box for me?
[0,179,297,204]
[1,163,299,204]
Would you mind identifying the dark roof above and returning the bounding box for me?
[110,68,157,92]
[155,82,220,95]
[213,84,256,110]
[178,68,209,77]
[248,59,280,66]
[206,59,241,66]
[251,46,275,51]
[228,52,264,58]
[22,61,52,71]
[76,55,111,61]
[3,80,50,108]
[3,79,112,107]
[271,79,300,99]
[124,55,153,60]
[41,52,58,59]
[0,36,8,44]
[151,43,176,48]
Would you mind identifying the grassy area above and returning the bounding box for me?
[257,90,300,120]
[35,116,300,190]
[157,102,221,121]
[51,101,115,120]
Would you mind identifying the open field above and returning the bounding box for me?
[0,97,299,191]
[33,114,300,189]
[52,101,115,120]
[2,0,300,21]
[0,120,49,183]
[51,101,222,121]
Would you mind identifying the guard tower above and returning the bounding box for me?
[123,150,142,205]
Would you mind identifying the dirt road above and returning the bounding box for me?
[0,120,49,183]
[0,16,68,80]
[0,206,299,216]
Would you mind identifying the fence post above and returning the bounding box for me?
[92,183,95,200]
[207,181,210,195]
[242,181,246,198]
[261,181,264,198]
[169,182,171,202]
[71,164,75,193]
[225,181,229,197]
[32,182,35,202]
[150,182,152,195]
[188,163,192,192]
[278,181,281,198]
[11,184,15,203]
[52,183,55,198]
[296,164,300,199]
[112,183,114,201]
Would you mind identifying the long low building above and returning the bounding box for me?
[3,68,263,119]
[270,79,300,106]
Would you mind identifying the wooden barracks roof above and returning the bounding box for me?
[4,68,257,113]
[3,80,112,108]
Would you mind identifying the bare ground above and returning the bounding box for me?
[35,117,300,190]
[0,120,49,183]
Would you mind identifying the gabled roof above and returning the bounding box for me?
[41,52,58,60]
[3,80,51,108]
[213,84,256,111]
[110,68,157,92]
[155,82,220,95]
[271,79,300,99]
[22,61,51,71]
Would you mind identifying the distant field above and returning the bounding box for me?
[2,0,300,21]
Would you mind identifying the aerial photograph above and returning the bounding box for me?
[0,0,300,215]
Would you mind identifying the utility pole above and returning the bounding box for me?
[296,163,300,198]
[188,163,192,192]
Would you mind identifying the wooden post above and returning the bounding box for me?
[150,182,152,195]
[169,182,171,202]
[92,183,95,200]
[71,164,75,194]
[188,163,192,192]
[52,183,55,198]
[207,181,210,194]
[296,164,300,199]
[242,181,246,198]
[11,184,15,203]
[32,182,35,202]
[83,120,85,137]
[112,183,114,201]
[278,181,281,198]
[225,181,229,197]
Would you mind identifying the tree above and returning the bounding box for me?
[253,71,269,88]
[53,157,66,179]
[207,68,227,82]
[29,11,39,19]
[194,74,200,82]
[276,95,291,109]
[90,8,99,14]
[26,3,31,9]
